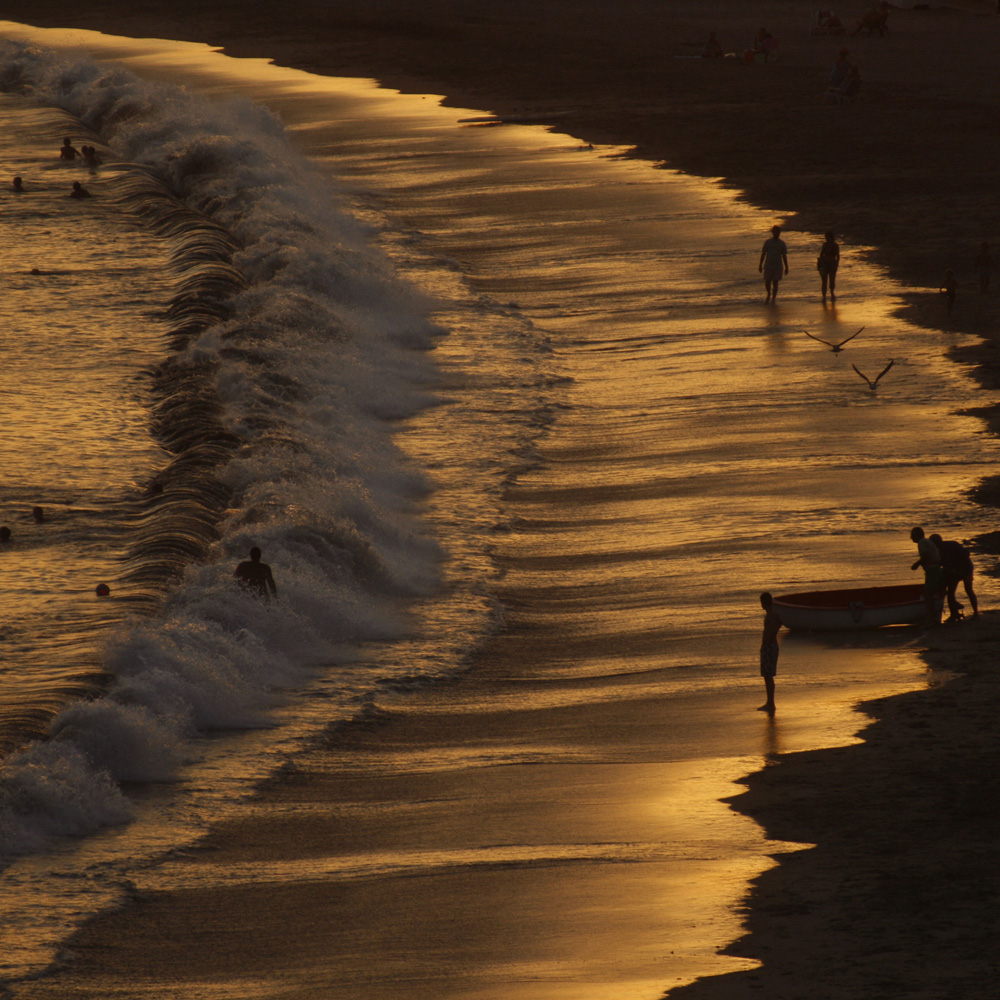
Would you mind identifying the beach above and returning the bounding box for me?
[12,2,1000,998]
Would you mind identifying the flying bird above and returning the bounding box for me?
[804,325,865,352]
[852,359,894,391]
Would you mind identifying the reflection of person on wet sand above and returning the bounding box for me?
[758,225,788,304]
[758,591,782,714]
[234,546,278,599]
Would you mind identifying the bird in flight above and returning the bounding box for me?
[852,359,894,390]
[804,325,865,352]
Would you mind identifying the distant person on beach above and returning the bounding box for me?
[975,242,992,293]
[910,526,944,624]
[758,225,788,303]
[758,592,781,714]
[11,176,23,192]
[234,546,278,600]
[702,32,723,58]
[70,181,91,199]
[834,63,862,101]
[829,47,851,89]
[59,137,80,160]
[940,268,957,313]
[817,231,840,300]
[929,533,979,621]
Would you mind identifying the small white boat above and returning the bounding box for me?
[773,584,929,631]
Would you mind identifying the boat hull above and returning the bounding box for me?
[773,584,929,630]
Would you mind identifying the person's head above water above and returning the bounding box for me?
[0,526,10,542]
[910,525,924,542]
[32,506,44,523]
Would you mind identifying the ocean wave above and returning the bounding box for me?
[0,40,448,859]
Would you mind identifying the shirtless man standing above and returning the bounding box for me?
[234,546,278,600]
[758,225,789,304]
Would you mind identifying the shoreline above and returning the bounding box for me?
[13,3,1000,996]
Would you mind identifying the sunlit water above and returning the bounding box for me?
[0,21,995,999]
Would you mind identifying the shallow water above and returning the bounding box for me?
[0,20,995,999]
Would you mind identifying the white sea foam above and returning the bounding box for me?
[0,40,457,859]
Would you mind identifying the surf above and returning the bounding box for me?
[0,38,466,860]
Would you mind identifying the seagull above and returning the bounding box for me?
[852,359,895,391]
[804,325,865,352]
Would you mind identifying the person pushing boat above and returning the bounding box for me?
[909,526,944,625]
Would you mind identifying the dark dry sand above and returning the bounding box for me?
[17,2,1000,997]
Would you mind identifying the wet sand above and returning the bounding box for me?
[16,2,1000,997]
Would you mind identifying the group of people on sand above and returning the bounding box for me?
[757,527,980,714]
[758,224,989,313]
[757,224,840,304]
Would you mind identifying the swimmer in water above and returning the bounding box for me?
[70,181,91,199]
[234,546,278,600]
[59,137,80,161]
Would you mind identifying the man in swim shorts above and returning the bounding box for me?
[758,591,782,714]
[758,225,789,303]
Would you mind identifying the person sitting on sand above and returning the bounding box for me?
[817,231,840,300]
[234,546,278,600]
[829,48,851,89]
[910,526,944,624]
[758,224,788,304]
[940,268,957,313]
[70,181,91,199]
[929,533,979,621]
[758,592,782,714]
[59,137,80,161]
[836,63,862,100]
[702,31,723,59]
